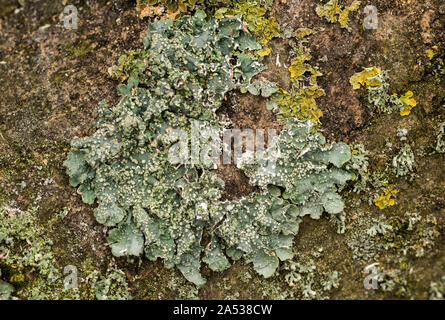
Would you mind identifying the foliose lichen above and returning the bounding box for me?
[435,122,445,153]
[215,0,280,57]
[347,211,441,262]
[392,143,416,178]
[429,276,445,300]
[65,12,354,285]
[373,186,398,210]
[316,0,361,32]
[352,68,417,116]
[0,204,132,300]
[266,31,324,124]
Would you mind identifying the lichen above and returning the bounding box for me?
[282,257,341,299]
[137,0,230,13]
[355,68,417,116]
[425,45,439,61]
[350,66,382,90]
[373,186,398,210]
[435,122,445,153]
[315,0,361,31]
[0,204,132,300]
[215,0,280,57]
[345,144,369,193]
[0,279,15,300]
[87,265,132,300]
[392,143,416,178]
[65,12,354,285]
[0,206,59,288]
[374,265,409,296]
[267,88,324,124]
[393,91,417,116]
[429,276,445,300]
[346,211,441,263]
[266,33,324,124]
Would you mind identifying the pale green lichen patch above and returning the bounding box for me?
[347,211,441,262]
[0,279,15,300]
[87,264,133,300]
[282,258,341,299]
[353,69,417,116]
[0,204,132,300]
[65,12,354,285]
[392,143,416,178]
[435,122,445,154]
[429,276,445,300]
[0,206,59,290]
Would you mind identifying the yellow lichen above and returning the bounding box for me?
[393,91,417,116]
[215,1,280,57]
[338,0,361,30]
[9,273,25,284]
[425,45,438,60]
[316,0,361,31]
[272,87,324,124]
[349,66,382,90]
[288,45,313,84]
[374,187,398,210]
[294,28,314,40]
[270,32,324,124]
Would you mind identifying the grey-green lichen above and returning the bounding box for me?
[240,118,354,220]
[87,264,132,300]
[392,143,415,178]
[366,70,405,114]
[345,144,369,193]
[0,278,15,300]
[346,211,441,262]
[429,276,445,300]
[65,12,354,285]
[281,257,341,300]
[364,70,417,116]
[0,206,59,291]
[373,264,409,296]
[0,204,132,300]
[435,122,445,153]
